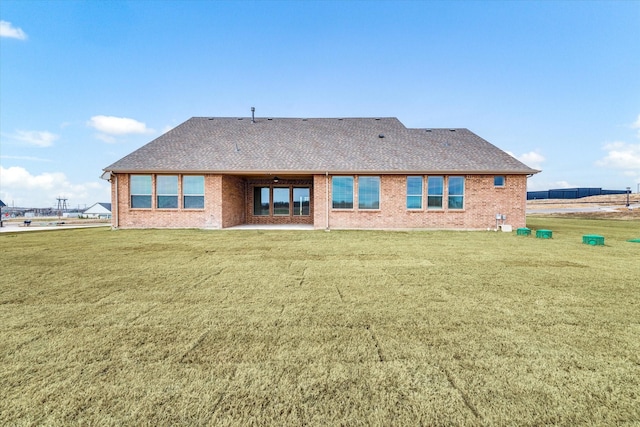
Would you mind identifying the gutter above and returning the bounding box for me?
[100,171,118,229]
[325,172,330,231]
[105,168,540,176]
[114,174,119,229]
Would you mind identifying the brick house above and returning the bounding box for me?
[102,115,539,230]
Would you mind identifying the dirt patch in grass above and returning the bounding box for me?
[528,194,640,220]
[1,222,639,425]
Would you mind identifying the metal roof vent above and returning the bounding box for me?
[449,129,456,132]
[378,134,385,138]
[425,129,432,132]
[251,107,255,123]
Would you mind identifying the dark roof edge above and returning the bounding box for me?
[103,168,541,175]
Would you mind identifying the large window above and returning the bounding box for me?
[253,187,270,216]
[130,175,152,208]
[406,176,423,209]
[293,187,310,216]
[358,176,380,209]
[448,176,465,209]
[183,176,204,209]
[157,175,178,209]
[332,176,354,209]
[273,188,290,215]
[427,176,444,209]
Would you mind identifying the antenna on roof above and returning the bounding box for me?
[251,107,255,123]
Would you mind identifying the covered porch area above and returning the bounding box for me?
[221,175,315,228]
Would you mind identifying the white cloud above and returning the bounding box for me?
[550,181,575,189]
[507,150,545,170]
[0,155,51,162]
[94,133,117,144]
[87,115,154,136]
[0,166,109,208]
[0,20,27,40]
[8,130,59,147]
[596,141,640,170]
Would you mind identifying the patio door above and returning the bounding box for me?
[250,183,312,224]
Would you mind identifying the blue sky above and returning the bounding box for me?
[1,0,639,208]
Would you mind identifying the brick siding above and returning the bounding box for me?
[315,174,527,230]
[112,173,527,230]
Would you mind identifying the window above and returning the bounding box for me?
[183,176,204,209]
[332,176,354,209]
[156,175,178,209]
[130,175,152,208]
[448,176,465,209]
[427,176,444,209]
[494,176,505,187]
[406,176,423,209]
[358,176,380,209]
[273,188,290,215]
[293,187,310,216]
[253,187,270,216]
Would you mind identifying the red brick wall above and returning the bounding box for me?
[221,175,246,228]
[111,173,528,230]
[314,174,527,230]
[112,173,223,229]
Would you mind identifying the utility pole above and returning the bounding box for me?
[56,197,68,218]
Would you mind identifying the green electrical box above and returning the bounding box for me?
[536,229,553,239]
[582,235,604,246]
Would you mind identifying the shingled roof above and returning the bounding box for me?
[104,117,539,175]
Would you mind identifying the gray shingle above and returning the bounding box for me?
[104,117,539,174]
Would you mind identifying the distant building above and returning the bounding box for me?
[83,203,112,219]
[527,188,628,200]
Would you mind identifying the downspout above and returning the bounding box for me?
[325,172,330,230]
[114,174,119,229]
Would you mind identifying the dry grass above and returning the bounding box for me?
[1,219,639,426]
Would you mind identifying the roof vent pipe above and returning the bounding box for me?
[251,107,255,123]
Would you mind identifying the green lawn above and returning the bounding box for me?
[1,218,639,426]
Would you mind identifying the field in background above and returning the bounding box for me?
[527,193,640,220]
[1,218,639,425]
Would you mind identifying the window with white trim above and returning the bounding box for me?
[358,176,380,210]
[406,176,422,209]
[156,175,178,209]
[427,176,444,209]
[448,176,465,210]
[332,176,354,209]
[130,175,152,208]
[183,176,204,209]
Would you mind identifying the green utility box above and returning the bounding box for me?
[516,227,531,236]
[536,229,553,239]
[582,235,604,246]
